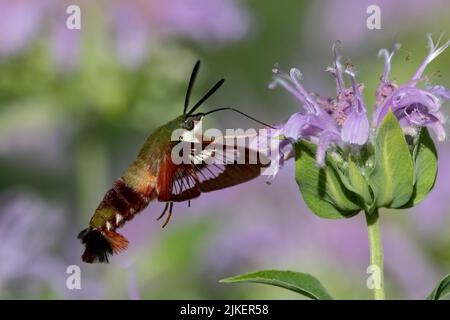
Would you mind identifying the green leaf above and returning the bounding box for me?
[348,158,373,206]
[369,110,415,208]
[220,270,333,300]
[427,274,450,300]
[402,128,438,208]
[294,140,360,219]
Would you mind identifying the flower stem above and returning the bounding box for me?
[365,209,385,300]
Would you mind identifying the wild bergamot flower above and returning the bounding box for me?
[374,34,450,140]
[224,35,449,300]
[271,34,449,169]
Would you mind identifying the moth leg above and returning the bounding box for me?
[162,202,174,228]
[157,202,169,221]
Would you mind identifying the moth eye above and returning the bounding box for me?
[183,120,195,130]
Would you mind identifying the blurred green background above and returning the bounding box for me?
[0,0,449,299]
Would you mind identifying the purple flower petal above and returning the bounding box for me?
[376,87,443,128]
[0,1,45,56]
[378,43,401,83]
[341,70,370,145]
[316,130,341,167]
[412,33,450,82]
[284,113,314,141]
[430,85,450,99]
[341,109,370,145]
[426,120,446,141]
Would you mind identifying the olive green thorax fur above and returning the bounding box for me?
[123,115,186,182]
[140,115,185,167]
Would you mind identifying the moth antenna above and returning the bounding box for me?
[78,228,128,263]
[184,60,201,115]
[186,79,225,116]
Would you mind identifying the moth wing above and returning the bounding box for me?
[157,152,201,202]
[157,134,270,201]
[192,134,270,192]
[192,138,269,192]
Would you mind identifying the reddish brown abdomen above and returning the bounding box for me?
[90,178,156,231]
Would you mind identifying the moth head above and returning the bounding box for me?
[182,114,203,131]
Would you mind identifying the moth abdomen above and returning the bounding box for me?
[95,179,153,228]
[78,228,128,263]
[79,178,155,263]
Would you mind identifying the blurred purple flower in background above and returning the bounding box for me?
[0,191,108,299]
[109,1,153,68]
[109,0,249,67]
[0,0,249,68]
[382,224,440,299]
[158,0,249,42]
[304,0,449,51]
[204,223,284,279]
[0,0,47,57]
[50,12,82,71]
[0,191,66,297]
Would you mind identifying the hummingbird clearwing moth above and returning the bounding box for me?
[78,60,272,263]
